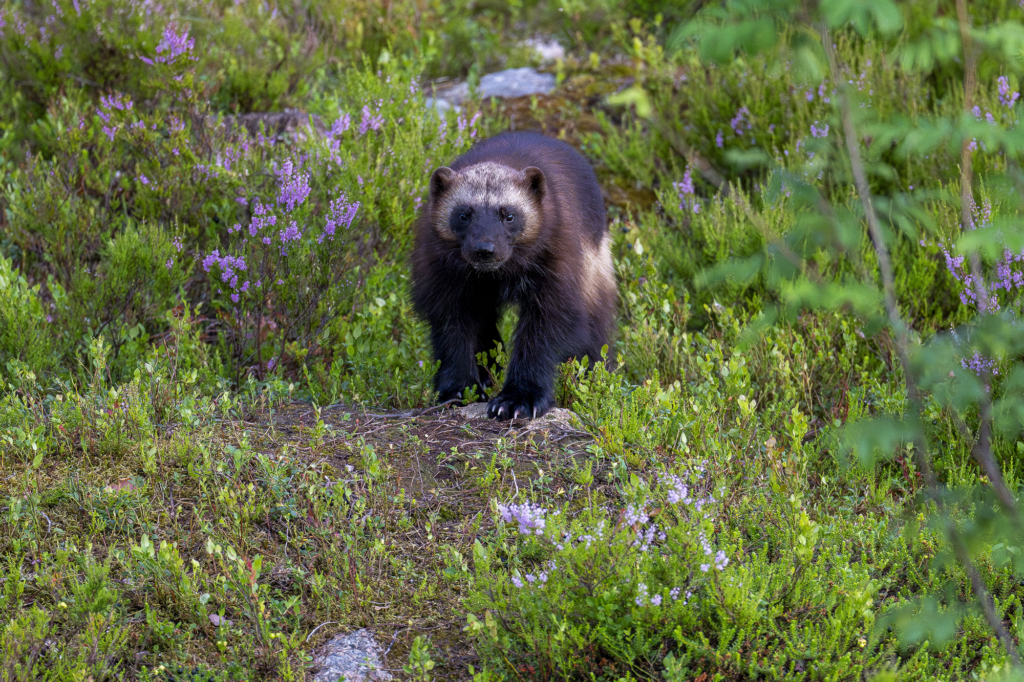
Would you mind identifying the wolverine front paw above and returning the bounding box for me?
[487,386,554,421]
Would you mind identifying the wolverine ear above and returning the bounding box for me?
[430,167,455,201]
[522,166,545,201]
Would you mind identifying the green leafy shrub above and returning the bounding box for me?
[0,254,59,384]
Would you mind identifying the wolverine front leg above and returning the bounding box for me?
[487,301,566,420]
[431,303,501,404]
[431,319,484,404]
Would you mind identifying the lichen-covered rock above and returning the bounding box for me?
[312,629,392,682]
[435,67,557,106]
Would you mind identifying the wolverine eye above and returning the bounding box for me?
[505,213,515,223]
[458,212,469,223]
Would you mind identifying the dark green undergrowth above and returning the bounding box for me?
[3,0,1024,679]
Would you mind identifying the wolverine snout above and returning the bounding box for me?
[473,241,496,259]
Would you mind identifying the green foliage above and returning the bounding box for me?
[0,254,58,384]
[4,0,1024,678]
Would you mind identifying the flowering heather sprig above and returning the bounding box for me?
[730,106,751,137]
[962,350,999,377]
[279,221,302,243]
[331,113,351,137]
[697,532,728,572]
[320,194,360,244]
[248,200,278,237]
[662,474,692,505]
[660,467,712,513]
[457,112,482,139]
[141,23,196,65]
[358,105,385,135]
[810,121,829,138]
[673,167,700,215]
[938,198,1024,315]
[715,129,724,148]
[497,501,547,536]
[193,164,218,181]
[999,76,1020,108]
[635,583,650,607]
[276,159,310,212]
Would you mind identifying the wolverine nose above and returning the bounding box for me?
[474,241,495,259]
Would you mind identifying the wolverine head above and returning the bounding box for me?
[428,162,546,270]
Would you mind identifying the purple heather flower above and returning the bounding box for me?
[202,250,221,272]
[650,594,662,606]
[961,351,998,380]
[511,575,523,588]
[673,167,699,215]
[141,23,196,65]
[623,503,649,527]
[279,221,302,243]
[662,474,693,505]
[497,501,547,536]
[231,293,239,303]
[165,259,173,270]
[331,113,351,137]
[139,175,149,185]
[248,201,278,236]
[999,76,1020,108]
[715,129,724,148]
[358,105,384,135]
[730,107,751,137]
[320,195,360,243]
[276,159,310,212]
[635,583,649,607]
[810,121,829,138]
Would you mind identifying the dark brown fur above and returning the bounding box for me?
[411,131,616,420]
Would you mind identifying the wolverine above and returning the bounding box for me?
[411,131,616,420]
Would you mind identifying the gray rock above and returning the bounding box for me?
[312,629,393,682]
[440,67,557,105]
[523,37,565,62]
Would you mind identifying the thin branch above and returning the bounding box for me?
[824,20,1022,667]
[953,0,1023,527]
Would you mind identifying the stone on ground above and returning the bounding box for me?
[436,67,557,106]
[312,629,392,682]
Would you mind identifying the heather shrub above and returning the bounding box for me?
[467,461,889,680]
[0,254,59,385]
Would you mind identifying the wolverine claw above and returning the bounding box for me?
[487,387,553,421]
